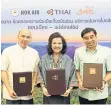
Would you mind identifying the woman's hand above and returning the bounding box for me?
[42,87,51,97]
[61,87,72,97]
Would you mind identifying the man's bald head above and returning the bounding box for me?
[18,29,31,37]
[17,29,32,49]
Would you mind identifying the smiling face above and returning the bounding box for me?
[17,29,32,49]
[83,31,97,49]
[51,37,63,54]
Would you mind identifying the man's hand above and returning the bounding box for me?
[8,88,17,98]
[76,71,88,91]
[31,86,35,97]
[78,81,88,90]
[93,80,105,92]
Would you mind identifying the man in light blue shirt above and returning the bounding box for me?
[74,27,111,104]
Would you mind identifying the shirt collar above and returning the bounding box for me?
[16,43,29,51]
[85,44,100,53]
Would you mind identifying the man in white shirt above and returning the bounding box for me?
[1,29,40,104]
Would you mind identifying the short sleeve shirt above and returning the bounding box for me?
[1,44,40,100]
[74,44,111,100]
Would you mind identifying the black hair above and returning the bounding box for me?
[47,32,67,55]
[81,27,97,38]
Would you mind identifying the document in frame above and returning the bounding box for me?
[46,69,66,95]
[13,72,32,96]
[83,63,103,89]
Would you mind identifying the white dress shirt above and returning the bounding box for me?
[1,44,40,100]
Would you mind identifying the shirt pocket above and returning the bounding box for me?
[96,57,105,64]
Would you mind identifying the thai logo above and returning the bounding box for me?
[47,9,53,15]
[47,9,71,15]
[52,75,58,80]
